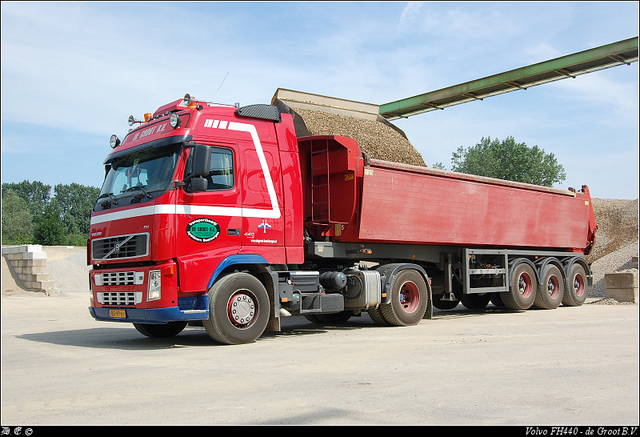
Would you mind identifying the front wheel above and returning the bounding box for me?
[133,321,187,338]
[203,273,270,345]
[379,269,428,326]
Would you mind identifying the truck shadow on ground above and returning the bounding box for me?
[15,305,535,350]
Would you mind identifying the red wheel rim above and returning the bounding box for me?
[518,272,533,298]
[573,273,585,298]
[227,290,257,328]
[399,281,420,313]
[547,275,561,299]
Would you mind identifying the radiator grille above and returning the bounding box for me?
[92,233,149,260]
[97,292,142,306]
[95,271,144,286]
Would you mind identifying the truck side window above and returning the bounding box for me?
[207,147,234,190]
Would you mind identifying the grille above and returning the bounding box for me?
[97,292,143,306]
[92,233,149,260]
[95,271,144,286]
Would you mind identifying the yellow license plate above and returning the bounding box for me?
[109,309,127,318]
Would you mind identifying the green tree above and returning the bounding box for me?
[33,199,67,245]
[1,190,35,245]
[2,180,51,218]
[451,136,566,187]
[53,183,100,236]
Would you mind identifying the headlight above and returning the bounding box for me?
[148,270,161,301]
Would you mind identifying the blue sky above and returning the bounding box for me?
[1,2,638,199]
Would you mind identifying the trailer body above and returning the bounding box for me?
[88,96,597,344]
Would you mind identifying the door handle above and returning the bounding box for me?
[227,228,241,236]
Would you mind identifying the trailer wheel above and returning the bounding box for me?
[133,322,187,338]
[562,263,588,307]
[379,269,428,326]
[534,264,564,309]
[490,293,505,308]
[501,261,537,310]
[460,293,491,310]
[203,273,270,345]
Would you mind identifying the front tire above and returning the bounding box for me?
[203,273,270,345]
[133,321,187,338]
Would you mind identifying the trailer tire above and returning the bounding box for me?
[534,264,564,309]
[203,272,270,345]
[501,261,537,310]
[562,263,588,307]
[490,293,505,308]
[460,293,491,310]
[133,321,187,338]
[379,269,428,326]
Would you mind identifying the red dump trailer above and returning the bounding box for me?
[88,93,597,344]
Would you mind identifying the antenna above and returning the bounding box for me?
[211,72,229,101]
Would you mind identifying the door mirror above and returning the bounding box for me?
[186,144,211,179]
[188,177,208,193]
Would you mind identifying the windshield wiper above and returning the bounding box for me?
[124,185,152,199]
[97,192,118,205]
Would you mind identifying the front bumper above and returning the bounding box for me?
[89,295,209,324]
[89,261,209,324]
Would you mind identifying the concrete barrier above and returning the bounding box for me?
[605,270,639,303]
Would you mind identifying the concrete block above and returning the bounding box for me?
[1,244,42,254]
[22,251,47,260]
[605,271,639,303]
[19,273,51,283]
[39,280,56,290]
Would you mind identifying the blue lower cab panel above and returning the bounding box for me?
[89,295,209,324]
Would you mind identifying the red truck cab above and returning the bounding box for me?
[89,96,305,334]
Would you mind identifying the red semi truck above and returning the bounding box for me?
[88,92,597,344]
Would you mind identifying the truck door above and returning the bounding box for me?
[175,143,243,293]
[238,136,286,264]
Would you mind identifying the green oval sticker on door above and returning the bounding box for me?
[186,218,221,243]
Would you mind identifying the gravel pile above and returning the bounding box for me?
[587,198,638,299]
[290,106,426,167]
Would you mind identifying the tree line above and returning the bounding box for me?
[2,180,100,246]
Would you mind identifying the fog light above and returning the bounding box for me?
[169,112,181,129]
[148,270,161,301]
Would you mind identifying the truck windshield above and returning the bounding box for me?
[99,143,181,200]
